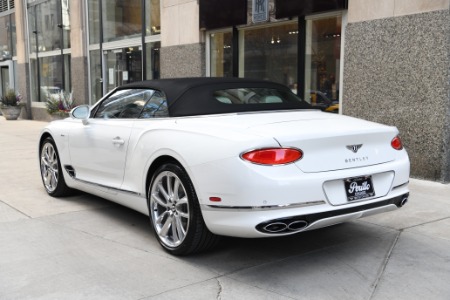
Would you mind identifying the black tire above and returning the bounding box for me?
[148,163,220,255]
[39,137,73,197]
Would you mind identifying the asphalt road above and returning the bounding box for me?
[1,118,449,300]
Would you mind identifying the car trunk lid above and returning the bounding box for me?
[243,111,398,173]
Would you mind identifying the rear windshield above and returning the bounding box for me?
[169,82,313,117]
[213,88,302,105]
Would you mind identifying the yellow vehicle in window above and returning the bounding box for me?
[309,91,339,113]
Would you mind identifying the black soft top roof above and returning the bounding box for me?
[118,77,311,117]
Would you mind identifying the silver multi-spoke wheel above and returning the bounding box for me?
[150,170,190,248]
[148,163,219,255]
[41,142,59,193]
[39,137,71,197]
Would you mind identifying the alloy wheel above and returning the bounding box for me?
[150,171,190,248]
[40,142,59,193]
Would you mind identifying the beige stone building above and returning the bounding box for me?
[0,0,449,182]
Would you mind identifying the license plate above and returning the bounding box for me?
[344,176,375,201]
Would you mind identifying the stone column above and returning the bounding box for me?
[70,0,89,105]
[14,0,31,119]
[160,0,205,78]
[344,0,450,182]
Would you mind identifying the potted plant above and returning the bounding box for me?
[0,89,24,120]
[45,90,75,120]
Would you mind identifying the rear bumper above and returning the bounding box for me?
[255,192,409,234]
[201,189,409,238]
[194,152,410,238]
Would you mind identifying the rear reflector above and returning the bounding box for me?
[241,148,303,165]
[391,136,403,150]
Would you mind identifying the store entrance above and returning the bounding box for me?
[104,46,142,93]
[0,63,12,97]
[1,67,10,94]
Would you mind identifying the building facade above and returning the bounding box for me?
[1,0,449,183]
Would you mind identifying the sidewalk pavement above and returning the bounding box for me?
[0,117,449,300]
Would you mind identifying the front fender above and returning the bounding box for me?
[39,122,71,168]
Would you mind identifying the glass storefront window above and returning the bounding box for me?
[0,14,14,60]
[88,0,100,44]
[39,54,71,101]
[89,0,160,44]
[305,16,341,112]
[102,0,143,42]
[28,5,37,53]
[27,0,73,102]
[104,46,142,92]
[239,23,298,92]
[62,0,71,49]
[28,0,70,51]
[13,60,18,90]
[210,31,233,77]
[145,42,160,80]
[146,0,160,35]
[29,57,38,102]
[87,0,161,102]
[11,13,16,57]
[29,54,72,102]
[89,50,102,103]
[1,66,11,93]
[63,54,71,91]
[36,0,62,51]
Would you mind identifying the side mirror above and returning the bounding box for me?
[70,105,90,125]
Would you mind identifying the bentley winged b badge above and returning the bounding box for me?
[346,144,363,153]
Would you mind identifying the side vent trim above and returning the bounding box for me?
[64,165,76,178]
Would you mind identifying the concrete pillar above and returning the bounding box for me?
[348,0,450,22]
[70,0,89,105]
[14,0,31,119]
[160,0,205,77]
[344,0,450,182]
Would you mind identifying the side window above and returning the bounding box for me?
[94,89,153,119]
[140,91,169,118]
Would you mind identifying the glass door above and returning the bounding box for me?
[104,46,142,93]
[305,15,342,113]
[209,31,233,77]
[1,66,11,96]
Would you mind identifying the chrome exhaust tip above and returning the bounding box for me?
[287,220,308,231]
[263,222,288,233]
[400,197,408,207]
[258,219,309,234]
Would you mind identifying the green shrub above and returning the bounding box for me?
[45,91,75,115]
[0,89,22,107]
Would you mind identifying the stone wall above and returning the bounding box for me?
[343,9,450,182]
[444,18,450,182]
[160,43,206,78]
[16,62,31,120]
[71,56,89,105]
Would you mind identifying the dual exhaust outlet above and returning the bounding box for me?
[258,219,309,234]
[258,195,409,234]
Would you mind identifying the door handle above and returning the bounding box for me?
[112,137,125,146]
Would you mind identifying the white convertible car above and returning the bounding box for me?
[39,78,410,255]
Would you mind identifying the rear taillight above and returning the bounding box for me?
[391,136,403,150]
[241,148,303,165]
